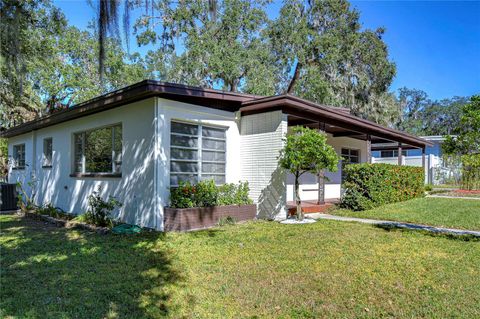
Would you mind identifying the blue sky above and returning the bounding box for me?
[54,0,480,100]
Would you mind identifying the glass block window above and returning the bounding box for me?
[13,144,25,169]
[170,121,226,186]
[73,124,122,174]
[43,138,53,167]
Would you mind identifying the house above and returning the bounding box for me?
[372,136,457,184]
[1,80,431,230]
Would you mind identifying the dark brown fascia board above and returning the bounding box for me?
[240,94,433,148]
[1,80,260,138]
[371,145,419,151]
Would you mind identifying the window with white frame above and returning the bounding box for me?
[43,138,53,167]
[170,121,226,186]
[341,148,360,182]
[13,144,25,169]
[73,124,122,174]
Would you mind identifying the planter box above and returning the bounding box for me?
[164,204,257,231]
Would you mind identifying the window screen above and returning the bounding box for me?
[43,138,53,167]
[73,124,122,174]
[13,144,25,168]
[170,121,226,185]
[341,148,360,182]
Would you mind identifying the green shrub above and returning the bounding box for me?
[36,203,74,220]
[461,154,480,190]
[170,180,253,208]
[425,184,433,192]
[217,181,252,206]
[169,182,197,208]
[195,179,218,207]
[341,163,425,211]
[86,186,122,227]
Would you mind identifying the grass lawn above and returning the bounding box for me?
[1,214,480,318]
[332,197,480,231]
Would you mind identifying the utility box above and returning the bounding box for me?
[0,183,18,211]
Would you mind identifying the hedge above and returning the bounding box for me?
[170,180,253,208]
[341,163,425,211]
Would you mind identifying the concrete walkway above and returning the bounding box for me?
[308,213,480,237]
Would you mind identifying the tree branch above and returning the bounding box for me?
[286,61,301,94]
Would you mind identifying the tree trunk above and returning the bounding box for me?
[287,62,302,94]
[295,173,303,221]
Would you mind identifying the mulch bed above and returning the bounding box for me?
[454,190,480,195]
[20,211,110,234]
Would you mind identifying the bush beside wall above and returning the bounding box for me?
[170,180,253,209]
[341,163,425,211]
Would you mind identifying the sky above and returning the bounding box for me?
[54,0,480,100]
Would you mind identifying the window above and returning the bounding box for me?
[380,150,407,158]
[170,121,226,186]
[341,148,360,182]
[13,144,25,169]
[43,138,53,167]
[73,124,122,174]
[341,148,360,164]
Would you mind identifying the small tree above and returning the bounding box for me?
[279,126,340,220]
[443,95,480,190]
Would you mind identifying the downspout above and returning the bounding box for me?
[153,97,162,230]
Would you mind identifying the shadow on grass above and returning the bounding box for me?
[374,223,480,242]
[0,215,184,318]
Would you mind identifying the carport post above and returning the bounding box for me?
[422,147,426,169]
[318,122,326,205]
[366,134,372,164]
[397,143,403,166]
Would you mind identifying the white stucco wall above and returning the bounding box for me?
[154,98,241,224]
[7,97,242,231]
[8,98,158,229]
[286,134,368,202]
[240,111,288,220]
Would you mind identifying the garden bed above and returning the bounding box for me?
[164,204,256,231]
[21,211,110,234]
[429,189,480,198]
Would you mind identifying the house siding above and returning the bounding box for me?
[240,110,288,220]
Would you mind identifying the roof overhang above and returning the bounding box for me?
[1,81,433,149]
[1,80,258,138]
[240,94,433,148]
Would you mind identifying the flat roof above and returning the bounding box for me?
[1,80,258,138]
[240,94,432,148]
[0,80,432,148]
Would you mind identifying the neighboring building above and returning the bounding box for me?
[1,80,431,230]
[372,136,457,184]
[372,135,445,158]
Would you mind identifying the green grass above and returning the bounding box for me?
[332,197,480,231]
[1,214,480,318]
